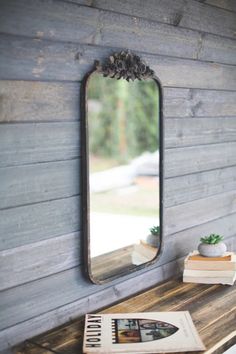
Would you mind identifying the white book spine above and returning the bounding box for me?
[183,276,235,286]
[183,269,236,278]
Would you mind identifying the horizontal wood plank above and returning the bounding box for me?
[2,159,236,212]
[164,88,236,118]
[0,159,80,209]
[63,0,236,39]
[1,212,236,292]
[14,274,236,354]
[1,0,236,65]
[166,142,236,178]
[0,81,79,122]
[2,125,236,172]
[0,196,80,251]
[204,0,236,11]
[20,281,197,353]
[0,258,181,337]
[1,233,235,350]
[1,36,236,90]
[0,232,80,291]
[165,117,236,148]
[0,122,80,167]
[1,151,236,250]
[1,82,236,123]
[165,165,236,207]
[165,190,236,235]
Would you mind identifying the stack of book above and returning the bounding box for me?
[132,240,157,265]
[183,251,236,285]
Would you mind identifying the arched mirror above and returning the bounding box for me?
[81,51,163,284]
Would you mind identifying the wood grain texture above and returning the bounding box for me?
[1,234,236,350]
[0,159,80,209]
[165,117,236,147]
[0,196,80,251]
[0,81,80,122]
[165,190,236,235]
[0,258,182,342]
[1,35,236,89]
[0,0,236,351]
[14,279,236,354]
[0,213,235,294]
[1,124,236,170]
[1,0,236,65]
[165,165,236,207]
[2,159,236,211]
[0,232,80,291]
[65,0,236,39]
[204,0,236,11]
[166,142,236,178]
[1,170,236,251]
[0,122,80,167]
[1,82,236,123]
[164,88,236,118]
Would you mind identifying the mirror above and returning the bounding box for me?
[81,51,163,283]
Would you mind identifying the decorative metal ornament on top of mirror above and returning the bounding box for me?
[81,50,163,284]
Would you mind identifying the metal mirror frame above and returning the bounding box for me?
[80,51,164,284]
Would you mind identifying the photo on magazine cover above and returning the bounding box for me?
[112,318,179,344]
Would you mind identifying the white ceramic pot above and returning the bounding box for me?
[146,234,160,248]
[198,242,227,257]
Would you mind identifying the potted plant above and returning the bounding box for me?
[146,226,160,248]
[198,234,227,257]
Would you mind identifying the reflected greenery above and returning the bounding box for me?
[88,73,159,163]
[87,72,160,282]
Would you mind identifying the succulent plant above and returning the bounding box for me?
[149,226,160,236]
[200,234,224,245]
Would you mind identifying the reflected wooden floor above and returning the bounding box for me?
[90,242,157,281]
[91,245,135,281]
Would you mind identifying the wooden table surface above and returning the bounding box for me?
[15,278,236,354]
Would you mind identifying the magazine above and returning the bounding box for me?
[83,311,205,353]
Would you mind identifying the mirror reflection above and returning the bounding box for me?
[87,72,160,282]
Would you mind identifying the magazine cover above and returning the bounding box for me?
[83,311,205,353]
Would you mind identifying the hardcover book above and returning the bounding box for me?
[83,311,205,353]
[184,251,236,271]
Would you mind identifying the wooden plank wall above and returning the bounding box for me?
[0,0,236,350]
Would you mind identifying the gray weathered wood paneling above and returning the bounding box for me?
[164,88,236,117]
[1,210,236,293]
[0,159,80,209]
[165,117,236,147]
[1,35,236,90]
[2,233,236,350]
[165,142,236,178]
[0,232,80,291]
[2,158,236,213]
[0,227,235,335]
[0,81,79,122]
[0,122,80,167]
[165,165,236,208]
[1,82,235,123]
[0,256,184,349]
[204,0,236,11]
[0,196,80,251]
[0,176,235,250]
[1,1,236,64]
[165,190,236,235]
[0,0,236,350]
[65,0,236,39]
